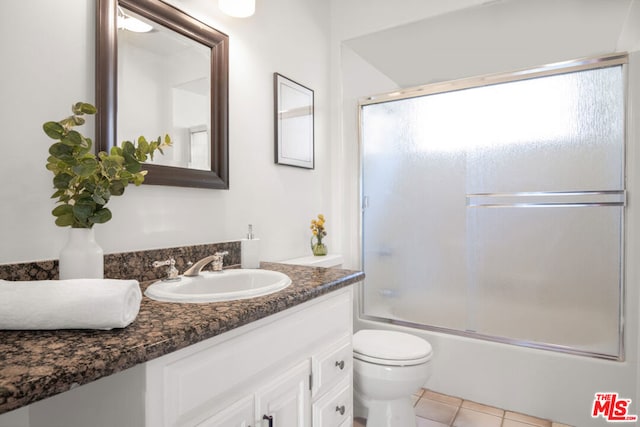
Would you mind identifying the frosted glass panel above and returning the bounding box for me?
[361,65,624,358]
[467,206,622,355]
[466,67,624,193]
[362,96,469,331]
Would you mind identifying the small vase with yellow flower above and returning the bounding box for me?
[310,214,328,256]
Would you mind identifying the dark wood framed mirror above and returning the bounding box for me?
[96,0,229,189]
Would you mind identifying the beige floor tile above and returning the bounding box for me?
[423,389,463,407]
[461,400,504,417]
[416,416,450,427]
[503,420,540,427]
[358,388,568,427]
[415,397,460,424]
[354,417,366,427]
[453,408,502,427]
[504,411,552,427]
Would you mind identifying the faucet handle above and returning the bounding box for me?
[153,258,179,281]
[211,251,228,272]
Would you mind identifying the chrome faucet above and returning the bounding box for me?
[152,258,180,281]
[183,251,229,276]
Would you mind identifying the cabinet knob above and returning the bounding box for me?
[262,414,273,427]
[335,360,345,370]
[335,405,346,415]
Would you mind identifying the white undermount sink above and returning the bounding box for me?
[144,269,292,303]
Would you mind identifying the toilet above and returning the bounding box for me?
[280,254,432,426]
[353,329,433,427]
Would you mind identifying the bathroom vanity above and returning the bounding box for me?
[0,261,363,427]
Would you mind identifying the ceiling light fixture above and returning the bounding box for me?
[117,7,154,33]
[218,0,255,18]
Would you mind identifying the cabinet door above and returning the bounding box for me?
[196,395,254,427]
[256,360,311,427]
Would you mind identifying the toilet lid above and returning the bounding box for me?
[353,330,432,366]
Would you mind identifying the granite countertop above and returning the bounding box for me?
[0,262,364,415]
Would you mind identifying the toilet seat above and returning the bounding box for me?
[353,330,432,366]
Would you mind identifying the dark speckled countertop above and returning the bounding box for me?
[0,262,364,415]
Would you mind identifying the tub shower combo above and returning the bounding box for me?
[359,53,627,360]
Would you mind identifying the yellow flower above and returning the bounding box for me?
[310,214,327,240]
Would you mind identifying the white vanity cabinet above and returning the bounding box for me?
[197,360,310,427]
[2,287,354,427]
[145,286,353,427]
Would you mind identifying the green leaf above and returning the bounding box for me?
[91,185,110,205]
[43,122,64,140]
[137,136,149,147]
[72,103,83,115]
[49,142,74,160]
[50,189,65,199]
[124,155,142,173]
[72,202,95,221]
[52,204,73,217]
[136,137,149,160]
[132,172,146,186]
[90,208,112,224]
[61,130,83,146]
[109,180,125,196]
[59,117,77,129]
[71,102,95,116]
[53,173,73,190]
[79,102,97,115]
[121,140,135,155]
[55,214,75,227]
[92,194,106,205]
[71,158,98,177]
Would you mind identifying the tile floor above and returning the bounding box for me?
[354,389,573,427]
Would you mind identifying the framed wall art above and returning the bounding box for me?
[274,73,314,169]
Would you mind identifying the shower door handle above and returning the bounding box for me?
[466,190,625,208]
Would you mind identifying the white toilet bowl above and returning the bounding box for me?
[353,329,433,427]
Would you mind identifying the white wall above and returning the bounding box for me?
[331,1,640,426]
[0,0,332,264]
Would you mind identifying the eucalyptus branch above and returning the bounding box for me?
[43,102,171,228]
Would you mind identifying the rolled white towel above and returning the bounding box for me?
[0,279,142,330]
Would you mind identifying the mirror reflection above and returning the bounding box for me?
[96,0,229,189]
[118,7,211,171]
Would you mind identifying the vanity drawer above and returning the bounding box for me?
[312,377,352,427]
[312,335,352,398]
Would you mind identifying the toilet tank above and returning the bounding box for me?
[280,254,344,268]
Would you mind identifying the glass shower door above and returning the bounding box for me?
[360,62,625,358]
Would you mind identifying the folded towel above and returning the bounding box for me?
[0,279,142,330]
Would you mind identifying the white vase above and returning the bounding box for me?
[59,228,104,280]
